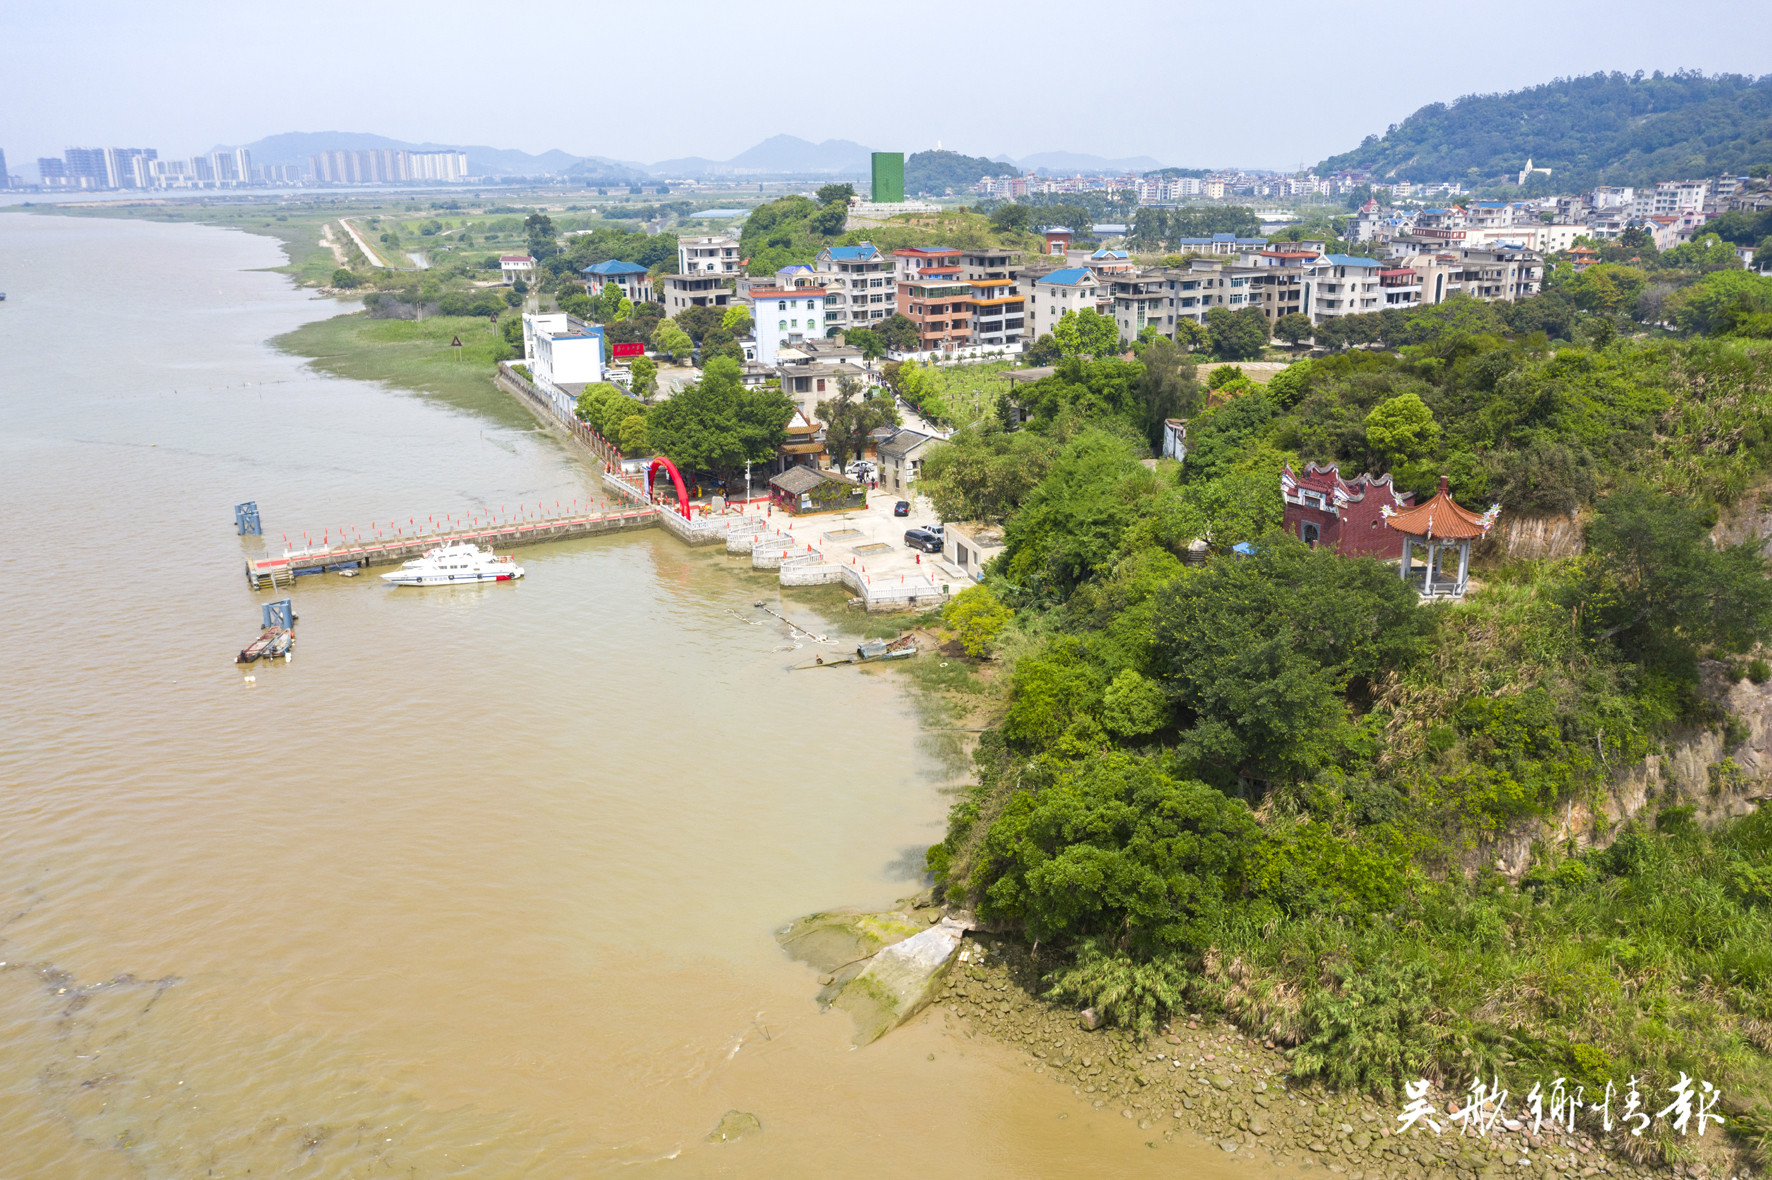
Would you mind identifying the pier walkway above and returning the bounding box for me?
[246,505,657,589]
[246,361,957,610]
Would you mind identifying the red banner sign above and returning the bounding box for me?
[612,342,645,359]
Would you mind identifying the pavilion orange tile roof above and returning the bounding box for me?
[1383,476,1497,540]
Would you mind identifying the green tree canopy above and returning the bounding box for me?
[1205,306,1269,361]
[1275,312,1314,347]
[917,423,1061,524]
[651,320,693,359]
[1566,484,1772,675]
[816,376,901,468]
[844,327,886,360]
[1150,538,1432,784]
[525,212,559,263]
[1671,269,1772,335]
[642,356,793,489]
[628,354,658,400]
[974,752,1259,956]
[1364,392,1441,464]
[1052,308,1119,359]
[877,313,921,352]
[1315,71,1772,189]
[943,585,1014,657]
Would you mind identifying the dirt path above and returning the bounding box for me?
[320,223,347,267]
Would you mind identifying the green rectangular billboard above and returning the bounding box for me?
[871,152,904,204]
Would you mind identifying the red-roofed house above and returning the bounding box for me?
[1281,461,1415,558]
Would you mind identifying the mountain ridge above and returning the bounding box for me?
[214,132,1188,183]
[1315,70,1772,188]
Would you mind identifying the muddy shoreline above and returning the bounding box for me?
[926,932,1741,1179]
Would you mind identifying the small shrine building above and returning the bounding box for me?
[1382,476,1501,599]
[1280,461,1416,559]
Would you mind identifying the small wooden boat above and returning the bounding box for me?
[793,636,917,670]
[237,627,293,663]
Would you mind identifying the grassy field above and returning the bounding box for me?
[898,359,1019,428]
[273,312,529,424]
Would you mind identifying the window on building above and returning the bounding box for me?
[778,301,786,311]
[779,320,787,329]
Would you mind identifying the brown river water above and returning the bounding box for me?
[0,213,1247,1177]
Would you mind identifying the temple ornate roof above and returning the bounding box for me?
[1383,476,1499,540]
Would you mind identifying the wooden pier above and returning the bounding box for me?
[246,506,659,589]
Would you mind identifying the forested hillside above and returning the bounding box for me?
[917,266,1772,1172]
[906,149,1017,195]
[1317,71,1772,189]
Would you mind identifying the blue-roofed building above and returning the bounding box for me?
[1304,254,1385,322]
[1028,266,1105,340]
[822,244,883,262]
[815,241,893,331]
[581,258,653,306]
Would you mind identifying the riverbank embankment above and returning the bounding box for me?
[936,933,1673,1180]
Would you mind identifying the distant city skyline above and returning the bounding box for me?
[3,0,1770,173]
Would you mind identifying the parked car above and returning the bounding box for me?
[903,527,943,553]
[847,460,876,479]
[893,500,910,517]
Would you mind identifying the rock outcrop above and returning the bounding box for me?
[1484,660,1772,878]
[779,901,969,1045]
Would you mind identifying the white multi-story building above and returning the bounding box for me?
[1643,180,1708,217]
[1024,267,1105,340]
[745,284,828,365]
[581,259,652,306]
[1303,255,1385,321]
[1137,176,1202,204]
[678,234,741,275]
[815,243,894,331]
[521,313,605,418]
[308,149,470,185]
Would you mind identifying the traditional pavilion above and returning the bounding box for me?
[1382,476,1501,599]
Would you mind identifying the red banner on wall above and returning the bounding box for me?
[612,342,645,359]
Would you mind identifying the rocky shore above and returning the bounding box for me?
[929,934,1750,1180]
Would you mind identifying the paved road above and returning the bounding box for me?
[337,217,386,269]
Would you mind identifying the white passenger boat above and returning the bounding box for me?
[380,543,523,586]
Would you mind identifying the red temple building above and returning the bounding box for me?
[1280,461,1416,559]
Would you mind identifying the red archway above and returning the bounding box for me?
[647,456,692,519]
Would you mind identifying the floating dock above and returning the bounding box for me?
[245,507,658,589]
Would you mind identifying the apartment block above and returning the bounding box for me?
[1024,267,1105,340]
[1303,255,1385,321]
[678,234,741,275]
[745,279,828,365]
[815,243,894,330]
[970,279,1026,347]
[662,273,735,313]
[309,149,470,185]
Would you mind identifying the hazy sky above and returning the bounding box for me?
[4,0,1770,171]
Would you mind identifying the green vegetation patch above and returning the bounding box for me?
[273,312,523,420]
